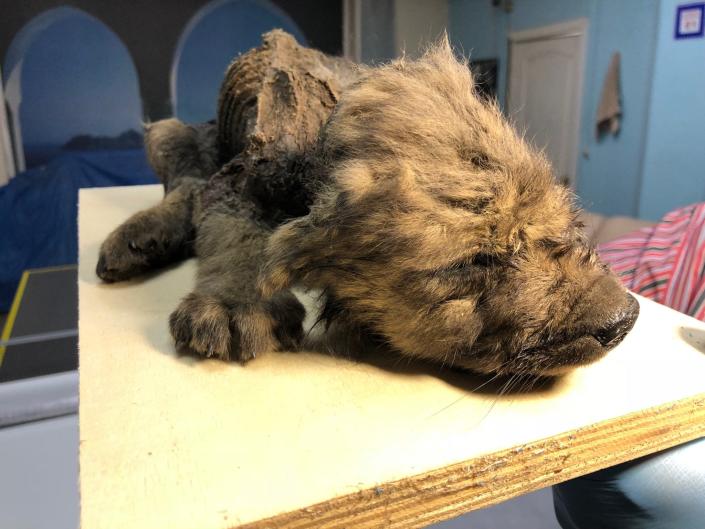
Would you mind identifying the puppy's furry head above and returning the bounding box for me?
[263,38,638,376]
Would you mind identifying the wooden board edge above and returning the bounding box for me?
[239,393,705,529]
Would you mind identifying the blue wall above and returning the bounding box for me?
[449,0,508,103]
[359,0,396,63]
[450,0,705,220]
[577,0,659,217]
[639,0,705,220]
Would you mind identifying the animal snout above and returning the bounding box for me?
[96,254,113,281]
[592,293,639,347]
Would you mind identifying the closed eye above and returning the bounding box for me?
[539,238,572,258]
[434,253,502,277]
[469,252,498,267]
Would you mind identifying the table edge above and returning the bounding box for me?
[239,393,705,529]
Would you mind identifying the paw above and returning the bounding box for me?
[96,214,176,282]
[263,291,306,350]
[170,293,233,359]
[168,292,305,362]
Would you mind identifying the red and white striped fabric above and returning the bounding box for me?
[598,203,705,321]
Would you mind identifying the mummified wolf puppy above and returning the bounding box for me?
[96,30,638,376]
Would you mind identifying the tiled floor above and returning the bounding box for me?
[428,488,562,529]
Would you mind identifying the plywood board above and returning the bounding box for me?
[79,185,705,529]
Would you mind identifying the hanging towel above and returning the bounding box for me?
[596,52,621,138]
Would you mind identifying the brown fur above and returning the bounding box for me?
[97,31,638,376]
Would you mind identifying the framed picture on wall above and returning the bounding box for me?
[675,3,704,39]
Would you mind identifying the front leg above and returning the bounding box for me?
[169,210,305,361]
[96,179,203,282]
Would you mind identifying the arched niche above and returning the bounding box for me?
[3,7,142,169]
[171,0,307,124]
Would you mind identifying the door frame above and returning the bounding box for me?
[343,0,362,62]
[507,18,588,188]
[0,68,16,185]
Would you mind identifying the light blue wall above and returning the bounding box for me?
[577,0,659,217]
[448,0,502,56]
[449,0,508,104]
[449,0,668,218]
[360,0,396,63]
[639,0,705,220]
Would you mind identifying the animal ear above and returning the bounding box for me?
[143,118,190,181]
[143,118,220,183]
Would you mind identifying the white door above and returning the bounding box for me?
[508,19,587,187]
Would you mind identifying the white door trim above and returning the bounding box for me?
[0,68,17,184]
[507,18,588,188]
[4,62,26,175]
[509,18,588,43]
[343,0,362,62]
